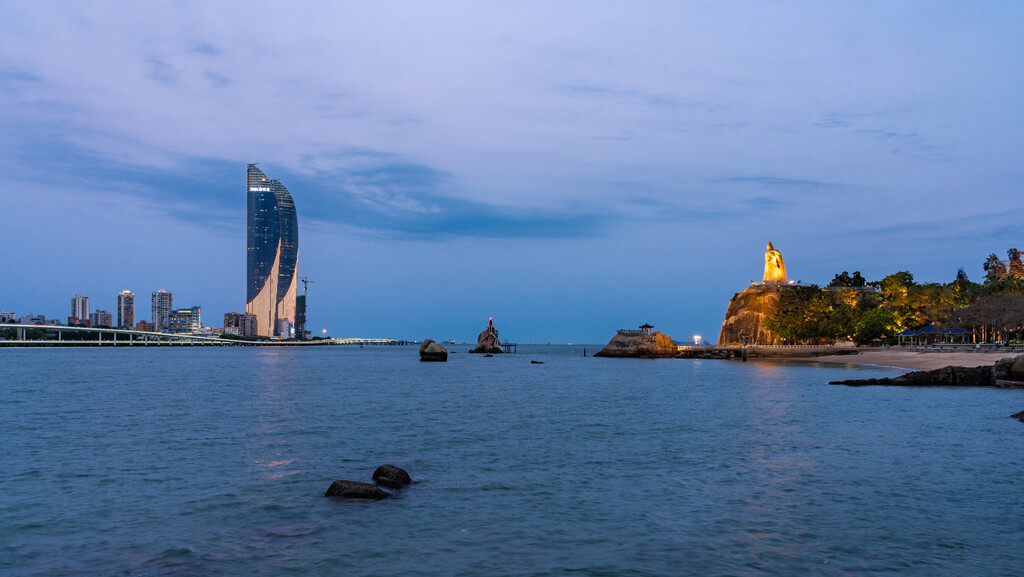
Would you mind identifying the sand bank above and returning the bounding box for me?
[781,349,1016,371]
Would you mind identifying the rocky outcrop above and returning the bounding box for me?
[470,329,502,354]
[324,480,392,500]
[831,354,1024,388]
[594,330,677,358]
[372,464,412,489]
[717,285,788,346]
[419,339,448,362]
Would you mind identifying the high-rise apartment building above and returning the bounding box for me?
[117,290,135,329]
[168,306,201,334]
[223,311,258,337]
[151,289,173,332]
[90,309,113,327]
[246,164,298,337]
[71,294,90,323]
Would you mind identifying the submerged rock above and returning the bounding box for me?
[324,480,392,500]
[1011,410,1024,423]
[372,464,412,489]
[419,339,448,362]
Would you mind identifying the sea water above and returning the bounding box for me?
[1,346,1022,576]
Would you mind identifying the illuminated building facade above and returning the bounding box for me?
[117,290,135,329]
[168,306,201,334]
[246,164,298,337]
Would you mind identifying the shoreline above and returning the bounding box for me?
[775,349,1014,371]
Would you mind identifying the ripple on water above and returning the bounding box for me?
[1,347,1023,576]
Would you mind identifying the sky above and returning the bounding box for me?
[1,1,1022,343]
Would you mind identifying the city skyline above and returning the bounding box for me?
[1,3,1022,343]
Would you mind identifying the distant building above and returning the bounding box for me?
[67,316,91,327]
[0,311,16,323]
[19,313,46,325]
[90,310,113,327]
[136,320,155,332]
[168,306,201,334]
[275,318,293,338]
[71,294,90,323]
[246,164,298,337]
[223,311,258,336]
[295,294,306,338]
[117,290,135,329]
[152,289,173,332]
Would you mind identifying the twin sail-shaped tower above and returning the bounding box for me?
[246,164,298,337]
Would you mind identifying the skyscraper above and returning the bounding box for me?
[71,294,89,324]
[117,290,135,329]
[152,289,173,332]
[246,164,299,337]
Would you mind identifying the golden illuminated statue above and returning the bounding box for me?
[763,242,787,283]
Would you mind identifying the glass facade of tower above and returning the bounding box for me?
[246,164,299,337]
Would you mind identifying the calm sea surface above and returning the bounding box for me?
[2,346,1022,576]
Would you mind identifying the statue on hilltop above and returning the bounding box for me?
[763,242,787,284]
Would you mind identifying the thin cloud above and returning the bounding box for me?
[146,58,179,84]
[709,176,835,190]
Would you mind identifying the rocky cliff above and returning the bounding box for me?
[594,330,677,358]
[717,285,787,346]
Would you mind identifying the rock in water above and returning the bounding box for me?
[1011,410,1024,423]
[471,329,502,354]
[419,339,448,362]
[372,465,412,489]
[325,480,392,500]
[594,330,677,358]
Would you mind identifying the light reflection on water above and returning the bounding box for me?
[1,346,1023,576]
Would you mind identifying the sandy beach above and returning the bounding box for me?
[784,349,1018,371]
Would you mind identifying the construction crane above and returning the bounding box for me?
[301,277,316,295]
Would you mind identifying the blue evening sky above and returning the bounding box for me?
[1,1,1022,343]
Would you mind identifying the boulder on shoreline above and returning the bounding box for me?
[419,339,448,362]
[830,354,1024,388]
[324,480,392,500]
[372,464,412,489]
[594,330,677,358]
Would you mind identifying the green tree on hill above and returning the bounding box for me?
[829,271,866,288]
[1008,248,1024,278]
[984,253,1008,283]
[762,250,1024,345]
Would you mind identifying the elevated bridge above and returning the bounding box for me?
[0,324,404,347]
